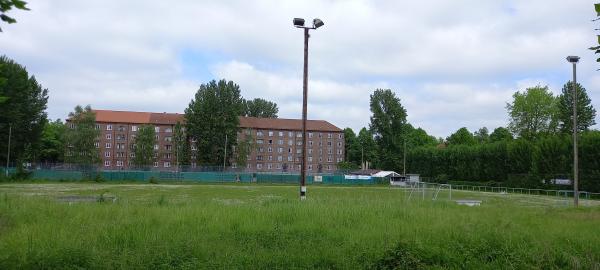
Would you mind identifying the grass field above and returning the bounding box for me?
[0,182,599,269]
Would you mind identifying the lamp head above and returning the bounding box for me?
[566,56,580,63]
[313,18,324,29]
[293,18,305,27]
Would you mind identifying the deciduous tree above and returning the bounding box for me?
[133,125,156,168]
[506,85,557,140]
[243,98,278,118]
[369,89,407,170]
[64,105,99,168]
[557,81,596,133]
[0,0,29,32]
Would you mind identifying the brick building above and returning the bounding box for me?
[71,110,344,172]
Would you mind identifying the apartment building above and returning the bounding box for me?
[237,117,344,173]
[68,110,344,172]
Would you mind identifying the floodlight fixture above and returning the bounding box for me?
[567,56,580,63]
[293,18,305,27]
[313,18,324,29]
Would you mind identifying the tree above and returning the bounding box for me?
[243,98,278,118]
[490,127,513,142]
[0,0,29,32]
[0,55,48,166]
[38,119,66,164]
[185,79,244,166]
[132,125,156,168]
[64,105,100,168]
[343,128,361,166]
[173,122,190,169]
[405,125,438,147]
[557,81,596,133]
[474,127,490,144]
[590,4,600,63]
[446,127,476,146]
[369,89,407,170]
[235,129,254,169]
[357,128,378,168]
[506,85,558,140]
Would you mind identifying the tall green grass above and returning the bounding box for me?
[0,184,598,269]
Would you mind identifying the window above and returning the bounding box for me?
[268,139,273,144]
[116,160,123,167]
[104,160,111,167]
[327,165,332,170]
[165,145,172,151]
[296,133,302,138]
[106,134,112,140]
[130,152,135,158]
[319,157,323,162]
[337,157,343,162]
[257,131,264,137]
[278,147,283,153]
[106,124,112,131]
[319,142,323,147]
[308,141,313,147]
[257,139,264,144]
[268,147,272,153]
[105,151,111,157]
[268,156,273,161]
[276,163,282,169]
[278,156,282,161]
[268,131,273,137]
[296,141,302,146]
[338,133,343,139]
[164,162,171,168]
[327,141,332,146]
[328,156,333,162]
[288,156,293,161]
[278,131,283,137]
[296,149,302,154]
[288,131,293,137]
[337,149,343,155]
[95,124,100,130]
[191,145,197,151]
[164,153,172,159]
[337,142,342,147]
[116,152,125,157]
[288,148,292,153]
[116,134,126,140]
[318,133,322,138]
[165,128,172,133]
[131,125,137,132]
[288,140,293,146]
[117,143,125,150]
[155,135,159,140]
[308,164,313,171]
[308,132,313,138]
[308,149,312,154]
[259,147,264,153]
[308,156,313,162]
[94,142,100,148]
[278,139,283,145]
[153,162,158,167]
[155,126,160,132]
[295,157,300,162]
[118,126,125,132]
[164,137,172,142]
[154,144,159,150]
[267,163,272,169]
[131,135,136,140]
[327,133,332,139]
[105,143,111,148]
[257,155,263,161]
[328,149,333,154]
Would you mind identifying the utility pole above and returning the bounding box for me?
[566,55,580,207]
[5,124,11,177]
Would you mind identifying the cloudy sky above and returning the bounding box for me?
[1,1,598,138]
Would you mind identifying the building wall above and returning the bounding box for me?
[235,128,344,173]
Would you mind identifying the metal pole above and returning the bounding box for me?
[403,140,406,176]
[5,124,11,177]
[300,27,309,200]
[572,63,579,207]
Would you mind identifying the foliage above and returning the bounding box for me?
[133,125,156,168]
[173,122,190,168]
[556,81,596,133]
[234,129,254,168]
[242,98,278,118]
[590,3,600,63]
[0,0,28,32]
[64,105,100,168]
[369,89,407,170]
[336,161,359,171]
[489,127,513,142]
[343,128,361,166]
[0,55,48,166]
[38,119,66,163]
[506,85,557,140]
[357,128,379,168]
[446,127,476,146]
[474,127,490,144]
[404,125,438,148]
[185,79,244,166]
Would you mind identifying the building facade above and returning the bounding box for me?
[70,110,344,172]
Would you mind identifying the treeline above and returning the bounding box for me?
[407,133,600,192]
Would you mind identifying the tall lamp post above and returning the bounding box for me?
[566,55,580,207]
[293,17,324,200]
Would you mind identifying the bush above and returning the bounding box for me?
[149,176,158,184]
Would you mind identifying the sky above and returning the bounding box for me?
[1,0,599,138]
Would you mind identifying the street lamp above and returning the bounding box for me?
[566,55,580,207]
[293,17,324,200]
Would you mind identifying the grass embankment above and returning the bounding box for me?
[0,183,599,269]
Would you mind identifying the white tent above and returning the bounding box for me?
[372,171,401,178]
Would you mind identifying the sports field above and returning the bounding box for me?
[0,183,599,269]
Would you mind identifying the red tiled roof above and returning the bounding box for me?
[239,116,342,132]
[89,110,342,131]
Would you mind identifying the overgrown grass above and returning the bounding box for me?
[0,183,599,269]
